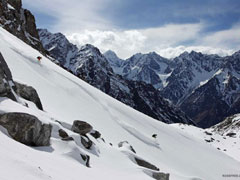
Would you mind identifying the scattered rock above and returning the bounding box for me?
[81,136,93,149]
[152,172,170,180]
[118,141,136,154]
[226,132,236,137]
[0,112,52,146]
[71,120,93,135]
[15,82,43,110]
[58,129,74,141]
[62,136,74,141]
[152,134,157,138]
[134,157,159,171]
[80,154,90,167]
[204,131,213,136]
[58,129,69,138]
[90,130,101,139]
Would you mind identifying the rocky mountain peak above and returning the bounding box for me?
[0,0,46,54]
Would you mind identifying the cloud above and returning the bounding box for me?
[200,24,240,49]
[66,22,238,59]
[67,23,205,58]
[22,0,239,59]
[22,0,113,31]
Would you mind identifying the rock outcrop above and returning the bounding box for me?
[0,112,52,146]
[71,120,93,135]
[15,81,43,110]
[0,0,46,54]
[0,52,16,101]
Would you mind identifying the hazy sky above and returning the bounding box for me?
[22,0,240,59]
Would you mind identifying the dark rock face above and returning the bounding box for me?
[58,129,74,141]
[0,0,46,54]
[0,112,52,146]
[0,52,16,101]
[152,172,170,180]
[80,154,90,167]
[134,157,159,171]
[15,81,43,110]
[90,130,101,139]
[71,120,93,135]
[39,29,193,125]
[81,136,93,149]
[58,129,69,138]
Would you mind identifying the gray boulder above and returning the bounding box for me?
[80,154,90,167]
[152,172,170,180]
[0,112,52,146]
[134,157,159,171]
[58,129,74,141]
[71,120,93,135]
[90,130,101,139]
[81,136,93,149]
[0,52,16,101]
[15,82,43,110]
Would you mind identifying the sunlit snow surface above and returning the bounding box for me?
[0,27,239,180]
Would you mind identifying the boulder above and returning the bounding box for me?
[15,82,43,110]
[134,157,159,171]
[90,130,101,139]
[152,172,170,180]
[71,120,93,135]
[58,129,74,141]
[80,154,90,167]
[0,52,16,101]
[81,136,93,149]
[58,129,69,138]
[0,112,52,146]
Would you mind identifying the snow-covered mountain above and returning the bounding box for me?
[38,29,193,125]
[1,25,240,180]
[112,52,170,89]
[105,50,240,128]
[104,50,124,74]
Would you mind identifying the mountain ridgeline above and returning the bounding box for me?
[38,29,240,128]
[105,50,240,128]
[38,29,193,125]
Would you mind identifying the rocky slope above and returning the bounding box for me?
[0,0,46,54]
[38,29,194,125]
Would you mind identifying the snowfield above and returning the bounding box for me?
[0,27,240,180]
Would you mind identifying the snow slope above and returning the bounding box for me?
[0,27,240,180]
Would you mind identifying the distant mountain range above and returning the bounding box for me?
[38,29,240,128]
[38,29,193,125]
[105,49,240,128]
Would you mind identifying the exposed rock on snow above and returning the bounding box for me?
[152,171,170,180]
[0,0,46,54]
[81,135,93,149]
[15,81,43,110]
[134,157,159,171]
[118,141,136,154]
[0,112,52,146]
[0,52,16,101]
[58,128,73,141]
[90,130,101,139]
[71,120,93,135]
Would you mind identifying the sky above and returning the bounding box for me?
[22,0,240,59]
